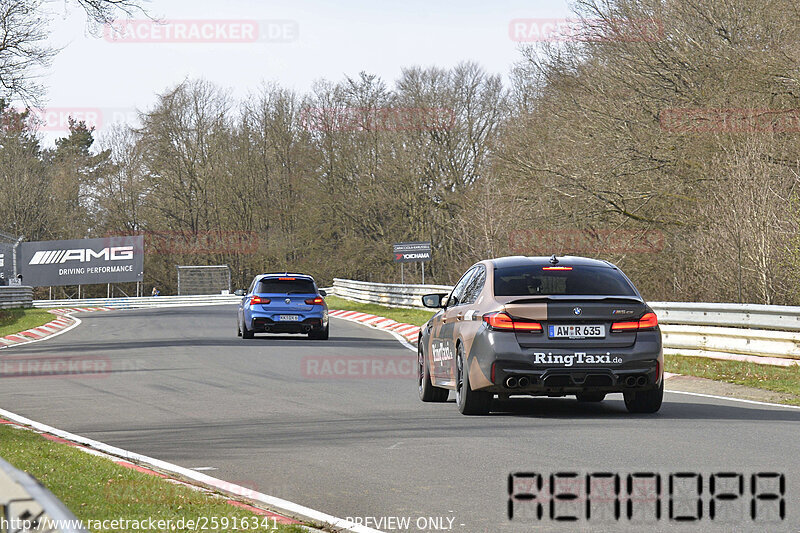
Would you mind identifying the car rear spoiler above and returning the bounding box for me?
[502,295,645,305]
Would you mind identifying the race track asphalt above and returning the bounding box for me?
[1,305,798,533]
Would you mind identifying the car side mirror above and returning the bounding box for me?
[422,293,448,309]
[234,289,246,296]
[319,289,327,297]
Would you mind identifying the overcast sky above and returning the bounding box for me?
[35,0,572,145]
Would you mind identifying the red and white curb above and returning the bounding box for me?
[0,414,305,528]
[0,307,110,349]
[328,310,420,347]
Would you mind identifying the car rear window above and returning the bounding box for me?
[256,278,316,294]
[493,265,637,296]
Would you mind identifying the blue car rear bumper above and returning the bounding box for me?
[246,309,328,333]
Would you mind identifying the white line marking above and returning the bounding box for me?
[190,467,218,471]
[0,407,384,533]
[665,390,800,410]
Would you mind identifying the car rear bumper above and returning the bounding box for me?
[247,309,328,334]
[251,316,326,334]
[469,328,663,394]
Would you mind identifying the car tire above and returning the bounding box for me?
[241,319,254,339]
[576,392,606,402]
[455,344,491,415]
[309,324,329,340]
[624,380,663,413]
[418,344,448,402]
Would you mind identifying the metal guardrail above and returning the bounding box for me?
[0,286,33,309]
[32,288,334,310]
[330,279,800,362]
[33,294,243,309]
[0,456,88,533]
[332,278,452,309]
[649,301,800,331]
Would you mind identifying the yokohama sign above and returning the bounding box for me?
[20,236,144,287]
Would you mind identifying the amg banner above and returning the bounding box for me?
[20,236,144,287]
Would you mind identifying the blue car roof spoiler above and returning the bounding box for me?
[259,273,314,279]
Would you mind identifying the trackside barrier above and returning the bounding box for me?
[649,301,800,331]
[330,279,800,363]
[33,294,243,309]
[0,286,33,309]
[0,456,88,533]
[332,278,452,309]
[31,288,333,310]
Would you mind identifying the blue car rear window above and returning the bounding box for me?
[257,279,316,294]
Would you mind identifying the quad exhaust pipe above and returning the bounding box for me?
[518,376,530,388]
[505,377,518,388]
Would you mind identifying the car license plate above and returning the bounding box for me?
[278,315,299,322]
[549,324,605,338]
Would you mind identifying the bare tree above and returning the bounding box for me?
[0,0,147,103]
[0,0,54,103]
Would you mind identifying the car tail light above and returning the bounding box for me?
[483,312,542,333]
[279,277,295,280]
[611,312,658,332]
[305,296,324,305]
[251,296,270,304]
[542,266,572,271]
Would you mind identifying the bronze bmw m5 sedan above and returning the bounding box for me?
[418,255,663,415]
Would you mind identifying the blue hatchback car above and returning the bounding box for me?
[236,273,329,339]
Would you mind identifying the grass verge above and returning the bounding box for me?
[326,295,435,327]
[0,308,55,337]
[0,424,306,533]
[665,354,800,406]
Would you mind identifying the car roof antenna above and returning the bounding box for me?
[549,254,559,265]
